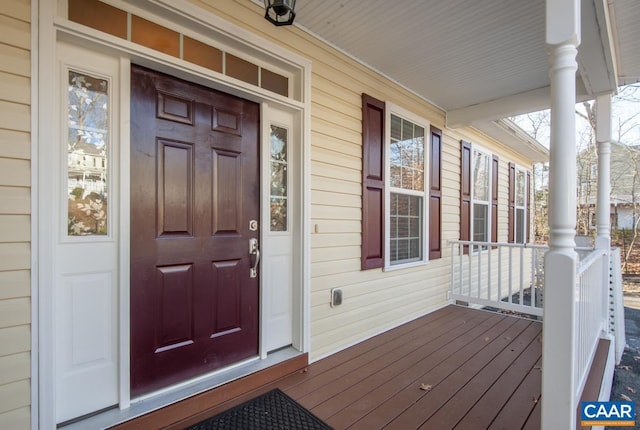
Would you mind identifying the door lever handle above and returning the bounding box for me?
[249,238,260,278]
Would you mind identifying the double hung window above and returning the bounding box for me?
[460,141,497,252]
[387,112,427,266]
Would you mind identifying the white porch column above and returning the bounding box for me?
[595,94,612,250]
[542,1,580,429]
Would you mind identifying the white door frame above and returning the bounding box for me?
[34,0,312,426]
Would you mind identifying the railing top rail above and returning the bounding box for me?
[576,248,607,276]
[447,240,592,252]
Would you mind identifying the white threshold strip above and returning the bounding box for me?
[60,347,303,430]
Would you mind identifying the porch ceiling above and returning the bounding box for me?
[293,0,640,129]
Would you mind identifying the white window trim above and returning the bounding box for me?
[470,144,492,252]
[384,103,430,270]
[513,164,528,244]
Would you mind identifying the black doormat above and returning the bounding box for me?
[185,388,333,430]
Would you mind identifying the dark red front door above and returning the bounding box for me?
[130,65,260,396]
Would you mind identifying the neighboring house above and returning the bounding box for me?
[578,141,640,231]
[0,1,637,429]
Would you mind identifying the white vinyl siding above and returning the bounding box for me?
[0,0,31,428]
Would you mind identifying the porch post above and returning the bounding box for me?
[595,94,612,250]
[542,0,580,429]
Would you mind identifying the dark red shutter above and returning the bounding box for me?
[361,94,385,270]
[526,171,531,242]
[491,155,499,247]
[460,141,472,254]
[429,126,442,260]
[508,162,515,243]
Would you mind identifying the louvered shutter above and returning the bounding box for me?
[508,162,515,243]
[460,141,472,254]
[526,171,531,242]
[429,126,442,259]
[491,155,499,246]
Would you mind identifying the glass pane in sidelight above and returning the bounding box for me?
[67,70,109,236]
[270,125,288,231]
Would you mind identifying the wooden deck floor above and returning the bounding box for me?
[166,305,544,430]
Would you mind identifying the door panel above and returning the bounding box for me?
[130,65,260,397]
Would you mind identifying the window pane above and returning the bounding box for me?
[473,150,490,201]
[516,170,525,206]
[390,143,401,187]
[390,114,425,192]
[67,70,109,236]
[270,125,288,231]
[390,193,423,265]
[516,208,525,243]
[473,203,488,242]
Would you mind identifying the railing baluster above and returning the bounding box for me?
[478,245,482,299]
[508,247,513,304]
[530,246,536,308]
[519,246,524,305]
[488,245,492,302]
[498,246,502,303]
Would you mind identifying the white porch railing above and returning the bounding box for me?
[574,247,608,399]
[449,240,548,317]
[449,240,622,409]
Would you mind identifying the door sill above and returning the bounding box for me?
[59,347,306,429]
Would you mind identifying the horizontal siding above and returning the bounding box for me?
[0,352,30,386]
[0,406,29,429]
[0,270,30,301]
[0,379,30,414]
[0,130,30,160]
[0,325,30,358]
[0,101,30,132]
[0,298,29,328]
[0,1,30,428]
[0,186,29,214]
[0,215,30,242]
[0,44,30,77]
[0,72,29,105]
[0,0,30,23]
[0,15,29,50]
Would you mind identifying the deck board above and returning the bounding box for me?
[130,305,617,430]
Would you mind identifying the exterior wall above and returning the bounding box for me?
[0,0,31,429]
[197,0,537,359]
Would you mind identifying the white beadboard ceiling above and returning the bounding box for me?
[292,0,640,129]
